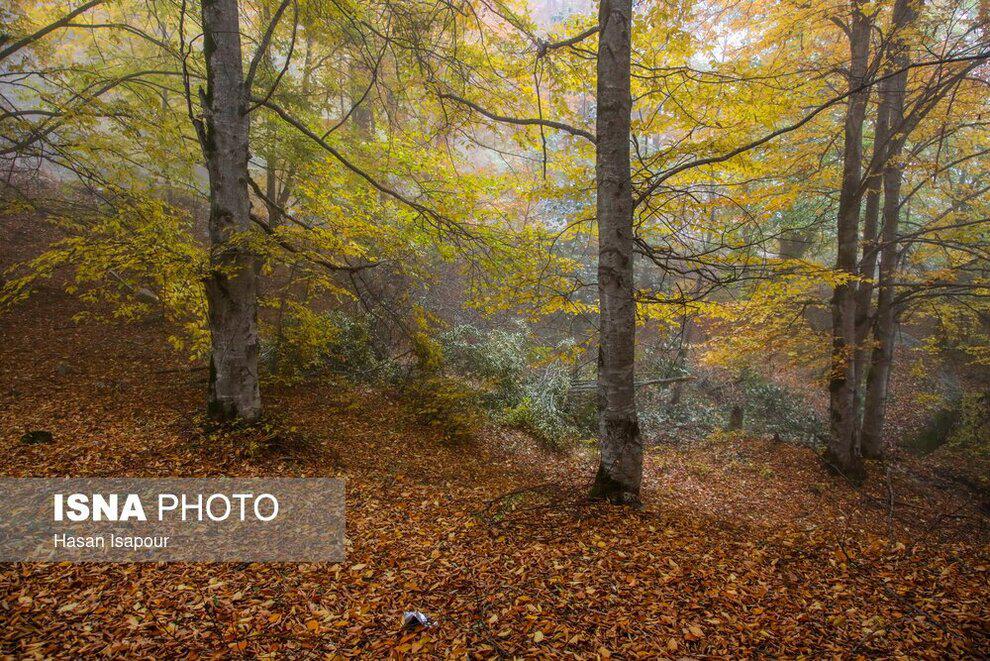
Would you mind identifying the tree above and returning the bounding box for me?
[590,0,641,504]
[826,0,872,481]
[2,0,986,489]
[859,0,921,458]
[0,0,105,63]
[195,0,261,423]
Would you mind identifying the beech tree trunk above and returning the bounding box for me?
[827,1,870,481]
[861,0,919,458]
[590,0,641,504]
[852,89,891,410]
[727,406,744,431]
[349,56,374,136]
[201,0,261,423]
[265,163,281,226]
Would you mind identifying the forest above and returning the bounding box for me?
[1,0,988,656]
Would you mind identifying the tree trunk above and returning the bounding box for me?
[349,56,374,136]
[670,269,704,406]
[590,0,641,504]
[860,180,906,459]
[861,0,919,458]
[727,405,744,431]
[669,319,690,406]
[201,0,261,423]
[827,1,870,481]
[852,89,891,411]
[265,162,281,226]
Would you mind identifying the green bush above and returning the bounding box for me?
[440,323,528,408]
[262,306,395,382]
[736,372,825,446]
[948,392,990,455]
[441,324,585,450]
[636,369,825,446]
[638,395,723,442]
[406,374,485,444]
[500,364,579,451]
[404,317,485,443]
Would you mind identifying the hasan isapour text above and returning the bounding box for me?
[53,533,170,549]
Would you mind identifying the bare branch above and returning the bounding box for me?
[634,50,990,208]
[251,96,475,240]
[244,0,293,92]
[536,24,599,58]
[438,92,595,143]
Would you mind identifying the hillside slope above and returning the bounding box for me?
[1,216,988,657]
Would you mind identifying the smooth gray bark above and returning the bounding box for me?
[827,1,871,481]
[861,0,920,458]
[853,93,891,410]
[201,0,261,423]
[590,0,641,504]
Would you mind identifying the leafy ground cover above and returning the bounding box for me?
[0,222,987,658]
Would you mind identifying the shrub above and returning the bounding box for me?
[262,306,394,382]
[440,322,528,408]
[406,322,583,449]
[406,374,485,444]
[635,368,825,446]
[736,372,825,446]
[500,364,579,451]
[402,312,486,443]
[441,324,587,450]
[638,395,723,443]
[948,392,990,455]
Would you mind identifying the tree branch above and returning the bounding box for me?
[0,0,105,62]
[251,96,475,239]
[244,0,293,92]
[536,24,599,58]
[634,50,990,208]
[438,92,595,143]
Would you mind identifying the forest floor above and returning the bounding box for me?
[1,217,988,658]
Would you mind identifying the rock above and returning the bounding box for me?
[20,430,53,445]
[56,362,71,376]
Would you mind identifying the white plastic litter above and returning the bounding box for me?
[401,610,436,630]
